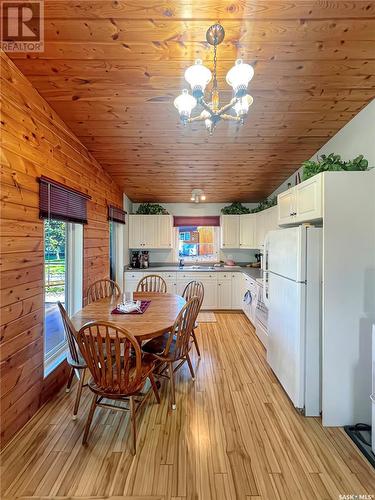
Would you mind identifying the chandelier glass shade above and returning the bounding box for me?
[174,23,254,133]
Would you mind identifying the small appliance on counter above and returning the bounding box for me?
[130,250,150,269]
[139,251,149,269]
[131,251,141,268]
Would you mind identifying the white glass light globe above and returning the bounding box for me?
[174,89,197,119]
[233,94,254,117]
[184,59,212,97]
[226,59,254,96]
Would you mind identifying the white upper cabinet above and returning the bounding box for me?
[156,215,173,248]
[128,215,143,248]
[128,215,173,249]
[277,188,296,225]
[295,175,323,223]
[277,173,323,226]
[256,206,279,248]
[239,213,257,248]
[220,215,240,248]
[142,216,157,248]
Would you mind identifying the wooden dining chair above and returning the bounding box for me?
[76,321,160,454]
[136,274,167,293]
[182,281,204,357]
[86,278,121,304]
[57,301,87,419]
[142,297,200,410]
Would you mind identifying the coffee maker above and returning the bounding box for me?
[131,250,150,269]
[140,251,149,269]
[131,251,140,268]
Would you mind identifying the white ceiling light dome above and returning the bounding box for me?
[184,59,212,98]
[173,89,197,121]
[226,59,254,97]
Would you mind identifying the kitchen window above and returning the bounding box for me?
[176,225,219,262]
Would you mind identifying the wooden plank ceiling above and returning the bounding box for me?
[8,0,375,202]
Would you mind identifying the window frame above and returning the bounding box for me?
[175,226,220,263]
[43,220,83,377]
[109,220,124,289]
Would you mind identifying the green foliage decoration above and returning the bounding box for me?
[135,203,169,215]
[250,196,277,213]
[221,202,251,215]
[302,153,369,181]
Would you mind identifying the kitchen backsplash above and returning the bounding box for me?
[130,248,259,265]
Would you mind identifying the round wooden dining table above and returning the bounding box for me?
[70,292,186,342]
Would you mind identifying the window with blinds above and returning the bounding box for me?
[39,176,91,224]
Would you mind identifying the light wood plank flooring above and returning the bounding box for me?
[1,313,374,500]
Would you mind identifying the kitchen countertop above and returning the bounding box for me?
[125,265,262,280]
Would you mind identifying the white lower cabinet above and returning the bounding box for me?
[125,270,259,314]
[217,278,232,309]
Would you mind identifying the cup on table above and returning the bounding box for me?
[123,291,134,304]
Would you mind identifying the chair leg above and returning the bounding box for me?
[169,362,176,410]
[186,353,195,381]
[73,368,86,420]
[66,367,74,392]
[129,396,136,455]
[191,330,201,357]
[149,372,160,404]
[82,394,97,445]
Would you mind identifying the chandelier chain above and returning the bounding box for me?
[213,42,217,92]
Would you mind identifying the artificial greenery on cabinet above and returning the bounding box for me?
[302,153,370,181]
[250,196,277,213]
[135,203,169,215]
[221,202,250,215]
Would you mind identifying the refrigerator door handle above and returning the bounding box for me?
[263,234,270,272]
[263,271,270,309]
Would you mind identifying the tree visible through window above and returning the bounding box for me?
[178,226,218,261]
[44,220,67,358]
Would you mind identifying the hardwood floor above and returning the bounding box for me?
[1,312,374,500]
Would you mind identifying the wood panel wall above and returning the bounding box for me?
[0,51,123,449]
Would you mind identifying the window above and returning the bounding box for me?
[177,226,219,262]
[108,205,126,287]
[40,176,89,375]
[44,220,83,375]
[109,220,124,285]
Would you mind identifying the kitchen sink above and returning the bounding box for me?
[184,265,215,270]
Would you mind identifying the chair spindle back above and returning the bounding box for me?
[77,322,144,395]
[136,274,167,293]
[86,279,121,304]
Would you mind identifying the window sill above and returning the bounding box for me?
[44,348,67,378]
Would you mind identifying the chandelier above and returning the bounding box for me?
[174,23,254,134]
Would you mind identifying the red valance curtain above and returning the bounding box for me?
[108,205,126,224]
[173,216,220,227]
[39,176,91,224]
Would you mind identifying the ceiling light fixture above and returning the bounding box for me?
[191,189,206,203]
[174,23,254,134]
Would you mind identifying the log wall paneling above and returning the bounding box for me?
[6,0,375,202]
[0,51,123,449]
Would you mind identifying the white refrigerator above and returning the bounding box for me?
[263,225,322,416]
